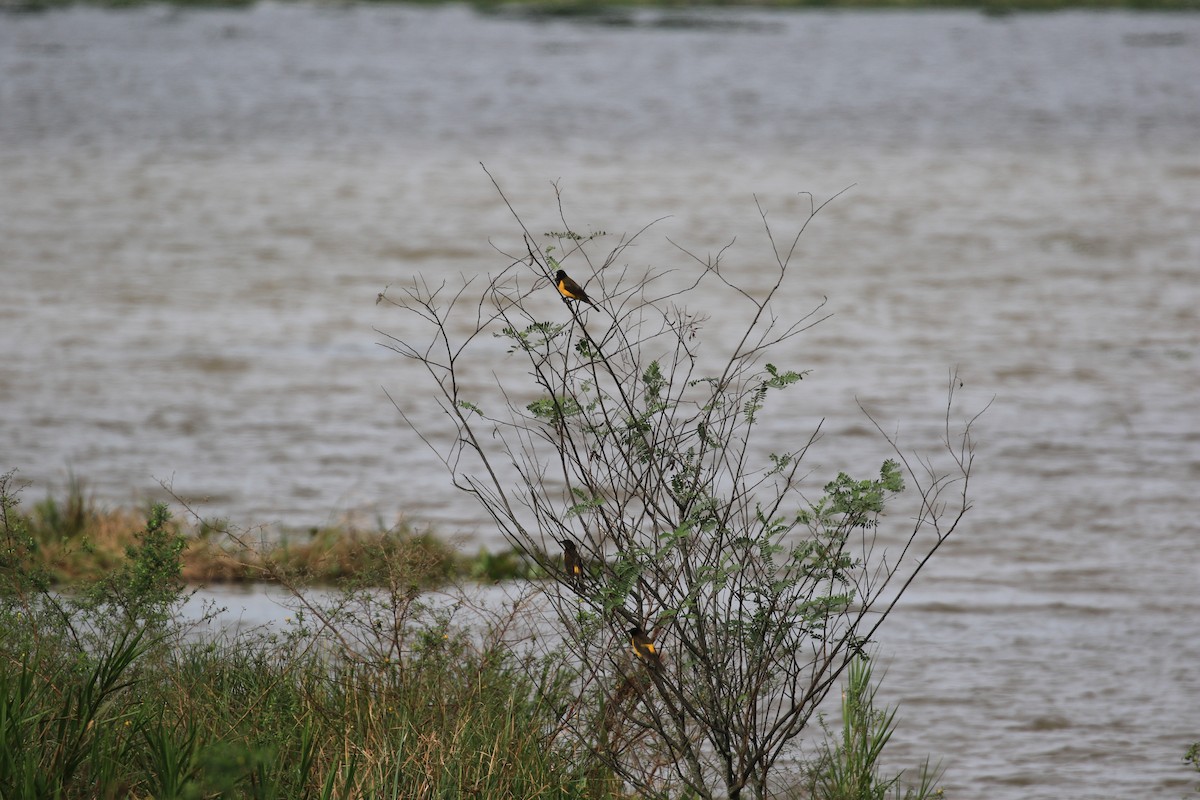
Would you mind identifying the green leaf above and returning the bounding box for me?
[496,321,566,354]
[526,395,582,423]
[642,360,665,406]
[565,490,603,517]
[879,459,904,493]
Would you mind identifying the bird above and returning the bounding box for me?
[559,539,583,586]
[555,269,595,306]
[629,626,661,665]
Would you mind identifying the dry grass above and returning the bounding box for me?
[17,486,535,587]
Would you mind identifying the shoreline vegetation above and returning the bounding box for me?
[1,475,634,799]
[2,0,1199,14]
[0,474,947,799]
[6,480,543,587]
[1,478,946,798]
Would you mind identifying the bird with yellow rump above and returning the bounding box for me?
[628,626,661,666]
[559,539,583,587]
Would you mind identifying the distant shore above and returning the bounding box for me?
[3,0,1198,13]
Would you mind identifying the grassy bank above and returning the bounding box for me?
[4,476,542,588]
[0,473,615,797]
[0,587,623,798]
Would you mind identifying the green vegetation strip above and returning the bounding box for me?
[0,590,622,799]
[4,479,543,588]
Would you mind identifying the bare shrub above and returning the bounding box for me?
[377,176,982,799]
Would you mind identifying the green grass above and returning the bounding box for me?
[7,478,545,588]
[0,601,623,799]
[0,471,615,797]
[806,656,944,800]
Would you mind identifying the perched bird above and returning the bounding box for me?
[629,626,661,665]
[555,269,596,306]
[559,539,583,585]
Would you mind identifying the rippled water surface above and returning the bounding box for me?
[2,5,1199,797]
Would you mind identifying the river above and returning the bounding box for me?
[2,4,1198,796]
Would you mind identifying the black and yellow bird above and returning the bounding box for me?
[559,539,583,586]
[629,626,661,665]
[555,269,595,306]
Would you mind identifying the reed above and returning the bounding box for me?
[0,610,623,798]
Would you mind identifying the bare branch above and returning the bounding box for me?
[376,180,979,799]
